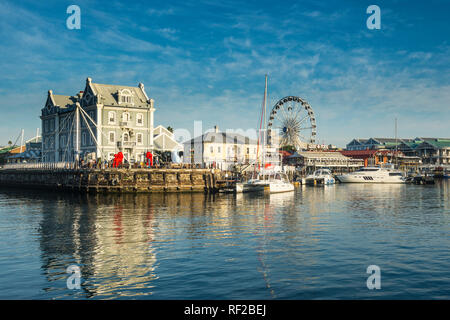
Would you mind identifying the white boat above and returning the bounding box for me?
[305,169,335,185]
[236,172,294,193]
[336,166,406,184]
[235,177,268,193]
[267,172,295,193]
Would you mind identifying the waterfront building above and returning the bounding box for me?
[6,136,42,164]
[345,137,450,166]
[413,138,450,165]
[340,149,403,167]
[346,138,403,151]
[40,77,179,163]
[287,151,364,175]
[182,126,259,170]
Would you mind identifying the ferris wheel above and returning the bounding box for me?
[267,96,317,150]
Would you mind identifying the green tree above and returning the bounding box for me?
[167,126,174,133]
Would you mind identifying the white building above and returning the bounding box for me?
[182,126,260,170]
[40,77,180,163]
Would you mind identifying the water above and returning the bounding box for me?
[0,181,449,299]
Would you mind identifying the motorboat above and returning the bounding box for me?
[236,171,294,193]
[235,177,268,193]
[264,171,295,193]
[305,169,335,185]
[336,166,406,184]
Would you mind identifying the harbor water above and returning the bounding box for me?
[0,180,449,299]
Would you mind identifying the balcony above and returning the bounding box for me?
[119,121,131,128]
[117,141,136,148]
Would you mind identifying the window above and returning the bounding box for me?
[120,89,133,104]
[136,113,143,126]
[108,111,116,124]
[122,112,130,122]
[210,146,214,153]
[89,111,95,122]
[82,132,87,146]
[123,132,129,142]
[109,131,115,144]
[137,133,143,145]
[218,146,221,153]
[247,147,250,154]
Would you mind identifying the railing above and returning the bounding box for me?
[122,141,136,147]
[0,162,77,170]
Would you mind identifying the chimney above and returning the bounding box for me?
[214,125,219,133]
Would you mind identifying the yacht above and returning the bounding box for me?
[336,166,406,184]
[236,172,294,193]
[305,169,335,185]
[235,176,268,193]
[264,171,295,193]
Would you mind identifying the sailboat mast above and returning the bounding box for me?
[263,74,268,168]
[395,117,398,166]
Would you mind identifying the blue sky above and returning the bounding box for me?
[0,0,449,147]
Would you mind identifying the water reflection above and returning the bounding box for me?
[0,180,449,299]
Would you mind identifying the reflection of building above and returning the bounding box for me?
[182,126,259,170]
[38,193,158,298]
[41,77,156,163]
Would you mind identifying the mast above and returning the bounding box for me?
[263,74,268,169]
[395,117,398,165]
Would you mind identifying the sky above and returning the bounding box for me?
[0,0,449,147]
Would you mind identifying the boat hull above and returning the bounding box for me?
[268,182,295,193]
[336,175,405,183]
[235,182,268,193]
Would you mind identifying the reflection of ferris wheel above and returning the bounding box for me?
[267,96,317,149]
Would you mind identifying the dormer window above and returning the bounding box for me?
[119,89,133,104]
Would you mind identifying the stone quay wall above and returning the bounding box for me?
[0,168,222,193]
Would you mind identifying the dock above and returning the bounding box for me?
[0,165,223,193]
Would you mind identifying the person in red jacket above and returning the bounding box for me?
[117,152,124,167]
[146,151,153,168]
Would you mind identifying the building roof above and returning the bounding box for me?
[52,94,78,108]
[0,146,16,154]
[418,138,450,149]
[152,125,182,152]
[8,149,41,159]
[88,79,151,107]
[183,131,258,145]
